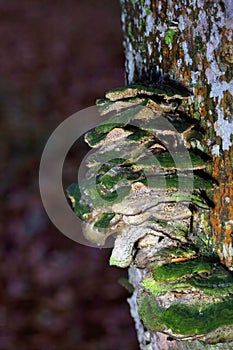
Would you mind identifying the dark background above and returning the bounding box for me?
[0,1,138,349]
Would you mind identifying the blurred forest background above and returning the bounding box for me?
[0,1,138,349]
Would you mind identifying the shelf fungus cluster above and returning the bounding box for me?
[138,257,233,343]
[67,84,233,342]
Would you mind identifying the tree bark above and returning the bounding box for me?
[119,0,233,349]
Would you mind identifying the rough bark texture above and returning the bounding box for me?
[119,0,233,349]
[121,0,233,266]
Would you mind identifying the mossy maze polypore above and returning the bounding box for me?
[152,257,213,282]
[146,257,233,293]
[104,83,191,101]
[139,257,233,339]
[65,84,232,340]
[138,295,233,338]
[67,84,214,250]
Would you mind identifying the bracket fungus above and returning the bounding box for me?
[67,84,233,342]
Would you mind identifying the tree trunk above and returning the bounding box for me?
[119,0,233,349]
[67,1,233,348]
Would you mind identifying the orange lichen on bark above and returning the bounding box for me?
[171,257,197,263]
[211,151,233,267]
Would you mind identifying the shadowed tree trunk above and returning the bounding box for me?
[118,0,233,349]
